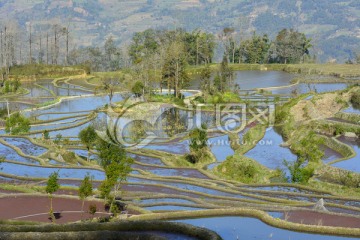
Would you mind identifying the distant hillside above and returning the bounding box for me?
[0,0,359,63]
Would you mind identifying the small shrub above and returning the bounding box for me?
[110,203,121,215]
[89,204,97,218]
[194,96,205,103]
[351,91,360,108]
[185,153,198,164]
[340,172,360,188]
[43,130,50,140]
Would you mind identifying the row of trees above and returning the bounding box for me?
[68,36,126,72]
[79,125,133,213]
[45,125,134,222]
[129,28,216,66]
[1,21,313,81]
[46,171,95,222]
[128,28,216,98]
[0,22,72,79]
[225,28,312,64]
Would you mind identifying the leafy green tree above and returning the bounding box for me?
[162,40,189,98]
[238,33,270,63]
[219,55,234,92]
[98,78,121,103]
[4,81,10,93]
[12,79,21,92]
[213,73,222,92]
[200,65,212,94]
[5,112,31,135]
[79,174,93,218]
[97,138,133,212]
[131,81,145,97]
[273,28,312,64]
[43,130,50,140]
[189,125,208,152]
[184,30,216,65]
[129,28,216,66]
[79,125,97,161]
[129,29,159,64]
[104,36,122,71]
[46,171,60,220]
[54,134,62,144]
[187,124,208,164]
[285,160,314,183]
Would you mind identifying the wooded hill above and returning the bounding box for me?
[0,0,359,62]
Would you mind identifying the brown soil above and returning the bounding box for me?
[291,93,348,122]
[0,195,109,224]
[284,210,360,228]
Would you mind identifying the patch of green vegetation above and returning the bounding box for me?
[215,155,279,184]
[9,64,86,79]
[351,91,360,108]
[5,112,31,135]
[285,160,315,184]
[308,179,360,198]
[204,91,242,104]
[340,172,360,188]
[148,94,185,106]
[230,124,266,153]
[186,126,207,162]
[275,94,310,139]
[283,64,360,77]
[1,79,21,94]
[335,112,360,125]
[318,121,360,137]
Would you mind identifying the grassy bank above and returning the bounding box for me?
[0,220,221,240]
[186,63,360,78]
[9,64,86,80]
[215,155,278,184]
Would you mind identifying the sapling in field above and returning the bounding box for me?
[46,171,60,222]
[79,174,93,219]
[79,125,97,161]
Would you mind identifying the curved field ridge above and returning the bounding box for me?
[130,209,360,238]
[0,221,221,240]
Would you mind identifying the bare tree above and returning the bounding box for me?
[28,22,32,64]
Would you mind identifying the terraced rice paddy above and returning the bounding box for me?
[0,71,359,239]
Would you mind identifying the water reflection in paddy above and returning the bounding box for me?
[209,135,234,162]
[135,198,195,205]
[271,83,349,95]
[36,112,92,121]
[0,143,40,165]
[128,153,165,166]
[188,71,294,90]
[332,137,360,172]
[245,127,297,173]
[176,217,359,240]
[145,205,204,211]
[343,103,360,114]
[24,93,123,117]
[0,162,105,180]
[3,138,47,156]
